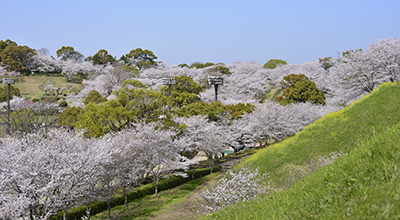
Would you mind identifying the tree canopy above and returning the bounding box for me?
[275,73,326,105]
[207,65,232,76]
[122,48,158,70]
[56,46,84,62]
[0,84,21,102]
[176,101,255,122]
[161,75,203,108]
[92,49,115,65]
[0,44,36,73]
[319,57,333,73]
[263,59,288,69]
[58,106,83,128]
[84,90,108,105]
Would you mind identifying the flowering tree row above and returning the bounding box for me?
[0,123,197,220]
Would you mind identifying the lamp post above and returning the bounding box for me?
[208,76,223,101]
[162,78,176,96]
[2,78,14,135]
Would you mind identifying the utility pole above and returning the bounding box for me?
[2,78,14,135]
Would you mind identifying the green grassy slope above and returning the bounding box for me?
[207,82,400,219]
[9,75,78,99]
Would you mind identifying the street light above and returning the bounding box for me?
[208,76,223,101]
[162,78,176,96]
[2,78,14,135]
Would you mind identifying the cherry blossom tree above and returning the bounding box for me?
[0,130,115,220]
[332,37,400,103]
[105,128,146,210]
[176,115,235,172]
[132,122,198,196]
[334,49,385,96]
[367,37,400,83]
[232,101,339,145]
[0,97,59,136]
[200,167,272,213]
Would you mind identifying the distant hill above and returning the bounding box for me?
[208,82,400,219]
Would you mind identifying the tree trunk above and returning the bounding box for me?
[30,208,34,220]
[63,207,67,220]
[107,199,112,218]
[192,163,200,180]
[86,203,92,220]
[155,179,159,196]
[123,188,128,210]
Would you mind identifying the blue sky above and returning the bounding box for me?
[1,0,399,66]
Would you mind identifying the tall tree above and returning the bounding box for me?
[335,48,385,95]
[114,80,167,123]
[0,39,17,63]
[133,122,197,196]
[319,57,334,73]
[56,46,84,62]
[92,49,115,65]
[123,48,158,70]
[177,115,233,172]
[0,44,36,73]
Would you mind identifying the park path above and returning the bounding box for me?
[151,155,248,220]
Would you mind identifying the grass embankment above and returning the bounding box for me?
[207,82,400,219]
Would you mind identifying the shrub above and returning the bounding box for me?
[59,101,68,107]
[275,73,325,105]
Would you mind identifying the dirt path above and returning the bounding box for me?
[151,156,247,220]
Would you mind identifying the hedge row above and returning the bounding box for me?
[51,166,221,220]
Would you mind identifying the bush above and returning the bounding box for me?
[59,101,68,107]
[275,73,326,105]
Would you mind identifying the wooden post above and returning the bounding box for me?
[214,84,218,101]
[7,83,10,135]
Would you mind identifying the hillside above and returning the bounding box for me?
[9,75,79,99]
[207,82,400,219]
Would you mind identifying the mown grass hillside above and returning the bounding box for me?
[207,82,400,219]
[10,75,79,99]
